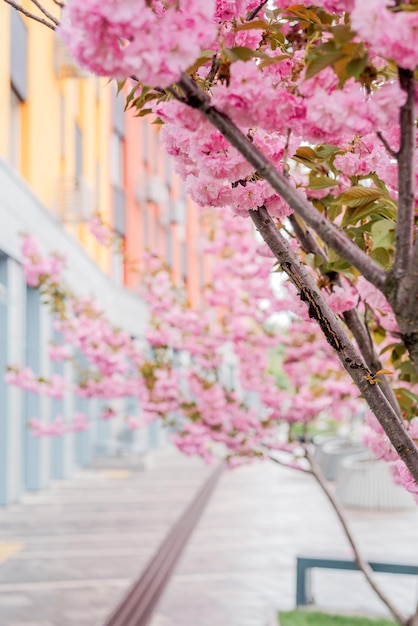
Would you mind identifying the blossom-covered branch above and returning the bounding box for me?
[250,205,418,482]
[176,73,388,293]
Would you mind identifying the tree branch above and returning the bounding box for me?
[268,454,312,474]
[288,214,402,418]
[177,73,387,293]
[288,214,327,262]
[394,68,416,279]
[2,0,57,30]
[250,205,418,482]
[246,0,268,21]
[28,0,60,26]
[376,131,398,159]
[342,308,402,419]
[383,69,418,373]
[305,447,407,626]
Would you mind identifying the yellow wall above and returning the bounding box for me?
[0,4,10,159]
[0,3,112,273]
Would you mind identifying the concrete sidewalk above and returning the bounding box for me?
[0,449,417,626]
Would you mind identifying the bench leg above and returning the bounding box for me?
[296,562,313,606]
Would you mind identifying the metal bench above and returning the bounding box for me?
[296,556,418,606]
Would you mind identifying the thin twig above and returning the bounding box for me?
[3,0,57,30]
[342,308,402,419]
[269,454,312,474]
[305,447,407,626]
[376,131,398,159]
[288,214,327,262]
[393,68,416,279]
[247,0,268,21]
[28,0,60,25]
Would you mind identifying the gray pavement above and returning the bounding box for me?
[0,448,417,626]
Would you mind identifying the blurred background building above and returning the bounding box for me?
[0,4,208,505]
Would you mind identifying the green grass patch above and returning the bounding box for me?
[279,610,397,626]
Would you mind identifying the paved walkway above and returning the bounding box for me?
[0,448,417,626]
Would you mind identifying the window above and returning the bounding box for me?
[110,131,124,188]
[142,121,149,164]
[165,226,173,268]
[60,95,65,159]
[8,87,22,170]
[75,123,83,182]
[111,235,125,285]
[10,11,28,102]
[181,241,188,279]
[110,93,126,284]
[95,162,100,212]
[143,207,149,248]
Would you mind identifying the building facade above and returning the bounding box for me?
[0,3,207,505]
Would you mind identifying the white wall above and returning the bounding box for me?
[0,158,151,505]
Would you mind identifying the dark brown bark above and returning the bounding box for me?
[250,206,418,482]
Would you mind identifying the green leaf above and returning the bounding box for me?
[308,174,338,190]
[187,50,213,74]
[370,219,395,250]
[338,186,383,207]
[345,53,369,79]
[225,47,256,62]
[398,361,418,383]
[137,108,153,117]
[285,5,322,24]
[331,24,354,46]
[327,203,343,222]
[258,54,289,69]
[396,387,418,404]
[305,49,346,80]
[235,19,268,31]
[295,146,317,161]
[370,246,390,268]
[116,79,126,96]
[341,203,389,227]
[315,144,340,159]
[370,174,391,196]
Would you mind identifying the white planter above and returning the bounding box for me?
[336,454,416,510]
[318,440,367,481]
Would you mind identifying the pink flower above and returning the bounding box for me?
[351,0,418,71]
[21,235,40,259]
[58,0,217,87]
[327,285,358,314]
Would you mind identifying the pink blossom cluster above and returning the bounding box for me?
[155,60,409,223]
[5,368,66,399]
[88,216,113,246]
[58,0,217,87]
[9,220,416,490]
[364,412,418,501]
[351,0,418,71]
[142,210,369,464]
[30,413,89,437]
[157,98,295,219]
[21,235,65,288]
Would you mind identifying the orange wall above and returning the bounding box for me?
[123,103,207,307]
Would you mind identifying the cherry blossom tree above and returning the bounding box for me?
[3,1,418,623]
[31,0,417,486]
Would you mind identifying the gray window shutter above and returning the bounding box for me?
[10,11,28,101]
